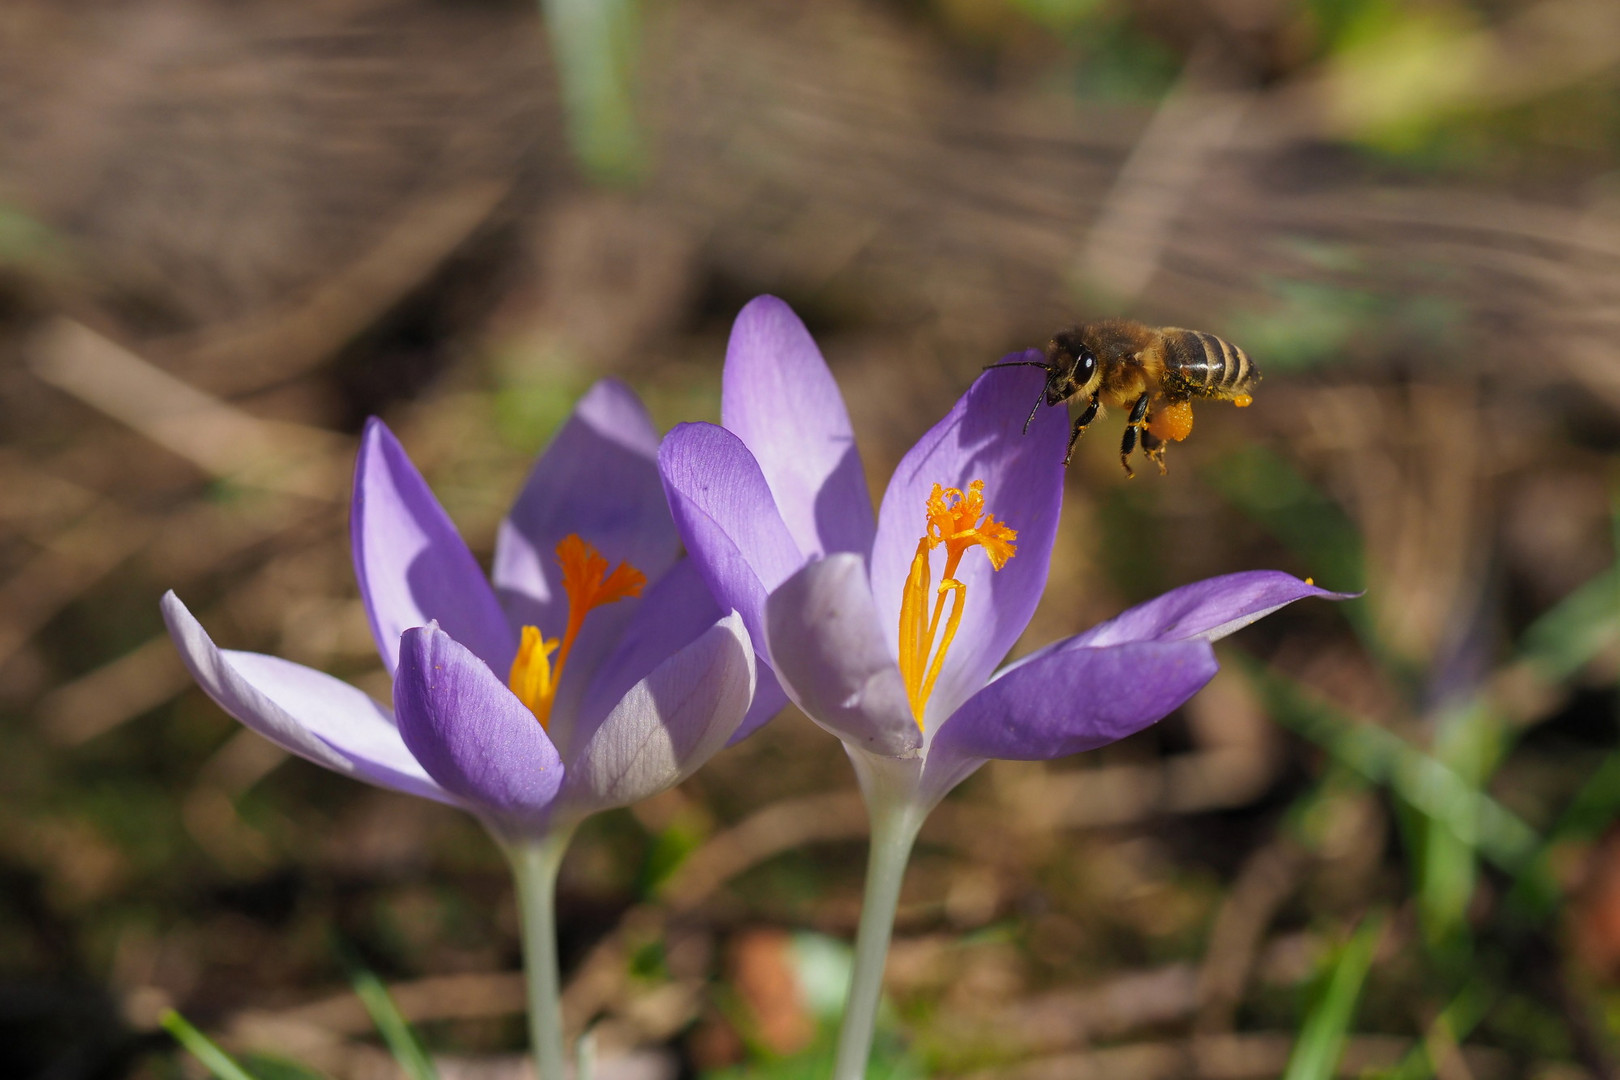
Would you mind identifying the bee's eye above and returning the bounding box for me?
[1079,349,1097,376]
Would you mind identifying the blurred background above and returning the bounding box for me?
[3,0,1620,1077]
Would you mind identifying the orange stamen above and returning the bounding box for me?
[508,534,645,728]
[896,481,1017,728]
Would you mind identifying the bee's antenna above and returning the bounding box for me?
[983,361,1052,372]
[1022,392,1045,435]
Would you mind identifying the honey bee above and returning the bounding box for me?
[988,320,1259,476]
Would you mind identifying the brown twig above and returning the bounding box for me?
[1195,838,1309,1033]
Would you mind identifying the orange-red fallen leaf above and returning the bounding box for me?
[731,927,815,1055]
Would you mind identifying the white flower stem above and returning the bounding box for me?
[831,778,926,1080]
[505,826,578,1080]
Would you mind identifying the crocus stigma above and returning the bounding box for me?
[898,480,1017,727]
[508,533,647,729]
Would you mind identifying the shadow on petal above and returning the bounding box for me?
[395,624,566,829]
[561,612,755,815]
[930,638,1218,763]
[722,296,876,560]
[353,418,513,675]
[764,555,921,758]
[493,378,678,641]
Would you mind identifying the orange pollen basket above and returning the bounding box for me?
[895,480,1017,729]
[508,534,645,729]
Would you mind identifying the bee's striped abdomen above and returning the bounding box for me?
[1160,328,1257,399]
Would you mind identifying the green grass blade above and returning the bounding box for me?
[1381,974,1496,1080]
[1283,913,1385,1080]
[335,947,440,1080]
[1498,503,1620,918]
[576,1028,597,1080]
[240,1055,333,1080]
[160,1010,260,1080]
[1416,802,1475,952]
[1249,663,1540,874]
[1506,746,1620,922]
[539,0,645,184]
[1517,565,1619,684]
[1412,699,1503,953]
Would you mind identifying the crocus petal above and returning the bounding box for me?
[721,296,875,560]
[1074,571,1356,647]
[930,639,1218,764]
[574,559,727,753]
[560,611,755,815]
[161,592,450,804]
[352,419,514,675]
[493,379,678,636]
[575,561,784,751]
[869,360,1068,727]
[763,555,921,757]
[394,623,565,827]
[729,665,789,747]
[658,421,806,647]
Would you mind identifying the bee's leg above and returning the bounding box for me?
[1119,392,1150,476]
[1141,429,1169,475]
[1062,395,1100,467]
[1119,426,1138,478]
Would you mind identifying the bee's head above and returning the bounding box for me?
[1045,330,1101,402]
[981,331,1103,436]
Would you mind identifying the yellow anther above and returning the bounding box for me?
[509,626,561,722]
[925,481,1017,570]
[897,481,1017,729]
[508,534,645,728]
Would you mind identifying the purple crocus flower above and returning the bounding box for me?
[657,296,1349,1079]
[162,379,761,1078]
[660,296,1341,809]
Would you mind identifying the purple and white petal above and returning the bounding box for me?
[869,360,1068,727]
[560,611,755,816]
[1074,571,1356,647]
[728,664,789,746]
[722,296,875,560]
[352,419,514,675]
[162,592,451,804]
[658,422,806,647]
[572,558,726,756]
[394,624,565,826]
[493,379,678,642]
[764,555,922,758]
[929,638,1218,764]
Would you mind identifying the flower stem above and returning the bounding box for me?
[505,826,578,1080]
[831,791,925,1080]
